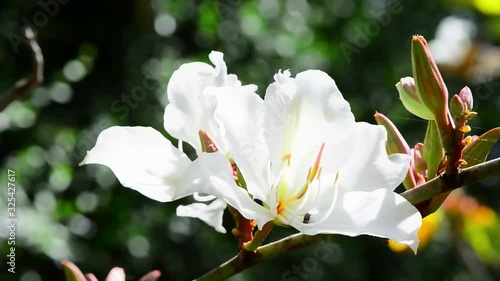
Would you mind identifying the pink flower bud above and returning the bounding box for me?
[458,86,473,111]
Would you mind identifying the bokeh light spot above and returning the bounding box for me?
[63,60,87,82]
[154,13,177,37]
[127,235,150,258]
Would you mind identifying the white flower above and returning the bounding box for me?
[80,51,247,233]
[182,70,423,252]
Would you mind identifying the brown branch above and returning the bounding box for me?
[0,26,44,112]
[400,157,500,205]
[193,233,328,281]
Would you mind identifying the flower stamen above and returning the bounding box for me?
[307,143,325,182]
[276,143,326,216]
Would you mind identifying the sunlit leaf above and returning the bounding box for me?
[463,127,500,167]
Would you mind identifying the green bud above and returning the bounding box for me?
[396,76,435,120]
[450,95,465,119]
[411,35,449,123]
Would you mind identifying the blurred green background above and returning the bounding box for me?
[1,0,500,280]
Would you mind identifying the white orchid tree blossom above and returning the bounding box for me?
[182,70,423,252]
[80,51,249,233]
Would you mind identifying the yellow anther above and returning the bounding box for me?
[333,172,339,185]
[282,153,292,166]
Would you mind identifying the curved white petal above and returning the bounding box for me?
[208,86,270,201]
[176,198,228,233]
[324,122,410,192]
[163,51,245,153]
[181,152,273,229]
[163,61,219,153]
[264,70,355,182]
[80,126,191,202]
[292,188,422,253]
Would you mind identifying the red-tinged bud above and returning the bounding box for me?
[413,143,427,176]
[61,261,86,281]
[374,112,416,189]
[374,112,411,155]
[199,130,219,153]
[411,35,449,124]
[140,270,161,281]
[458,86,473,111]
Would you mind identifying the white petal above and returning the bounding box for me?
[326,122,410,192]
[163,61,219,153]
[181,152,273,229]
[208,86,270,201]
[292,188,422,253]
[209,51,229,86]
[264,70,355,181]
[80,126,191,202]
[176,198,228,233]
[163,52,245,154]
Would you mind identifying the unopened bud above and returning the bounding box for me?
[374,111,411,155]
[458,86,473,111]
[411,35,449,122]
[413,143,427,176]
[374,112,416,189]
[199,130,219,153]
[450,95,465,119]
[396,77,435,120]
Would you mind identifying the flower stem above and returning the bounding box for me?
[191,157,500,281]
[242,221,274,252]
[228,206,255,248]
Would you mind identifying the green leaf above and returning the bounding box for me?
[62,261,87,281]
[463,127,500,167]
[423,120,444,179]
